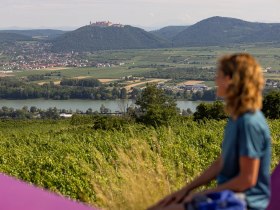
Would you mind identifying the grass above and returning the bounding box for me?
[201,81,216,87]
[264,73,280,80]
[13,66,155,79]
[0,118,279,209]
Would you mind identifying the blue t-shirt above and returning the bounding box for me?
[217,111,271,210]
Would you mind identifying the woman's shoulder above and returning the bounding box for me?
[237,110,270,134]
[238,110,265,123]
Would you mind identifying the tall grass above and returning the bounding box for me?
[0,118,279,209]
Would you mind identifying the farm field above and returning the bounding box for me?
[13,66,155,80]
[10,45,280,84]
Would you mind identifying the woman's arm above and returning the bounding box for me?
[149,155,223,209]
[209,156,259,192]
[183,155,223,193]
[184,156,260,202]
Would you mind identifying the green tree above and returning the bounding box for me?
[193,103,210,120]
[40,107,60,119]
[135,83,178,126]
[30,106,38,113]
[86,108,93,114]
[100,104,111,114]
[182,108,193,116]
[194,101,227,121]
[130,88,140,99]
[120,88,127,99]
[2,106,9,112]
[262,90,280,119]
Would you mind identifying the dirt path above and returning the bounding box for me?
[37,80,61,85]
[44,67,70,71]
[177,80,204,86]
[72,77,119,83]
[0,73,13,77]
[98,79,119,83]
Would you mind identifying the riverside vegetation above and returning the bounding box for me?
[0,85,280,209]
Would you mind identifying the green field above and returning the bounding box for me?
[8,46,280,86]
[201,81,216,87]
[14,67,155,79]
[0,118,279,209]
[264,73,280,80]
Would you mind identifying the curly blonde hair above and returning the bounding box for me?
[218,53,264,117]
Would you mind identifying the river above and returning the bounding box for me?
[0,99,204,112]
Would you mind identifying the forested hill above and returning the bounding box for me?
[172,16,280,47]
[2,17,280,49]
[150,26,188,41]
[0,29,66,40]
[0,32,33,42]
[51,25,171,52]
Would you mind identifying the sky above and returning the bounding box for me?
[0,0,280,30]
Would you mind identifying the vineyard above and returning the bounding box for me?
[0,118,279,210]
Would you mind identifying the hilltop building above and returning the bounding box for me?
[89,21,124,28]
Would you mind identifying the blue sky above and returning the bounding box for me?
[0,0,279,30]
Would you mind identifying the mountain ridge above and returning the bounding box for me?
[1,17,280,50]
[0,29,66,40]
[51,25,171,52]
[0,32,33,43]
[172,16,280,46]
[150,26,189,41]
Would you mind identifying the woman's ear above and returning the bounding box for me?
[224,75,232,84]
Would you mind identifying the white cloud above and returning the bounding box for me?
[0,0,279,28]
[149,12,156,18]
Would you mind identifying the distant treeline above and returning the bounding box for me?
[0,105,117,120]
[0,78,128,100]
[0,32,33,43]
[0,89,279,121]
[0,106,61,120]
[164,88,217,101]
[194,90,280,120]
[26,72,61,81]
[128,64,171,69]
[1,78,278,103]
[60,78,102,87]
[0,77,217,101]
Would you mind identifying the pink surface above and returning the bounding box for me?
[0,173,98,210]
[267,163,280,210]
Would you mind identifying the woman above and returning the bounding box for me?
[148,53,271,210]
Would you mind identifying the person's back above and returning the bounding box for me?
[218,111,271,210]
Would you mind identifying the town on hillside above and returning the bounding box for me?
[0,42,124,70]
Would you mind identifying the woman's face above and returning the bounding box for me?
[215,70,231,98]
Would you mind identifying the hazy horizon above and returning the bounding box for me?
[0,0,280,30]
